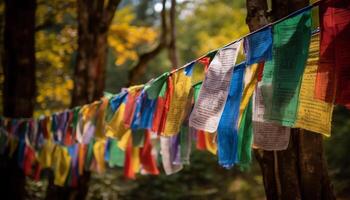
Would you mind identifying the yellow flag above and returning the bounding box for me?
[106,104,130,140]
[95,98,109,139]
[93,139,107,174]
[52,146,71,186]
[132,147,140,173]
[163,70,192,136]
[117,130,132,151]
[38,140,55,168]
[204,132,217,155]
[238,63,259,125]
[295,34,333,136]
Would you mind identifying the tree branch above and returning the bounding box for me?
[102,0,122,30]
[127,0,168,86]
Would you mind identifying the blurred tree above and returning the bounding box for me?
[71,0,122,106]
[177,0,248,63]
[127,0,167,85]
[246,0,335,199]
[0,0,37,200]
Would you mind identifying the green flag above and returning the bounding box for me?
[108,139,125,167]
[237,99,253,170]
[262,9,312,126]
[145,72,169,99]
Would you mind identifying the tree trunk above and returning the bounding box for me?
[1,0,37,199]
[246,0,336,199]
[46,1,121,200]
[168,0,178,69]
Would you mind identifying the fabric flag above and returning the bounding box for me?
[106,96,129,140]
[253,83,291,150]
[160,135,183,175]
[238,63,259,125]
[217,62,245,168]
[124,137,135,179]
[178,87,194,164]
[237,99,253,169]
[78,144,87,175]
[108,139,125,167]
[95,98,109,139]
[145,72,170,100]
[23,145,36,176]
[38,140,54,169]
[163,68,192,136]
[315,0,350,108]
[124,136,141,179]
[244,26,273,65]
[93,139,106,174]
[189,40,242,132]
[262,9,312,126]
[75,102,99,144]
[123,85,144,127]
[295,33,334,136]
[137,92,157,130]
[191,83,217,155]
[152,76,173,135]
[52,146,71,186]
[179,126,192,164]
[67,144,79,187]
[84,140,94,171]
[139,131,159,175]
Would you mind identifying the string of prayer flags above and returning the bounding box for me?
[244,26,273,65]
[262,8,312,126]
[189,40,242,133]
[217,62,245,168]
[252,83,291,150]
[315,0,350,108]
[295,33,334,136]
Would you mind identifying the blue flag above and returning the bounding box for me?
[217,62,245,168]
[244,27,272,65]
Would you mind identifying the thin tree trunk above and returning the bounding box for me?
[246,0,336,199]
[1,0,37,199]
[168,0,178,69]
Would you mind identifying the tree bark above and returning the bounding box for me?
[71,0,121,106]
[246,0,336,199]
[1,0,37,199]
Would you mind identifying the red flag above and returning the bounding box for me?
[315,0,350,107]
[139,131,159,175]
[196,130,207,150]
[123,138,135,179]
